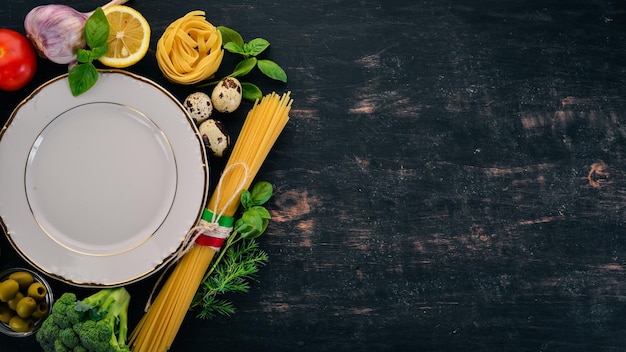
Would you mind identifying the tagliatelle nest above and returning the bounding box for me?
[156,10,224,85]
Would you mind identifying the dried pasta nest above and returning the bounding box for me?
[156,10,224,85]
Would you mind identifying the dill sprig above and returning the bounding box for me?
[193,239,268,319]
[191,181,273,319]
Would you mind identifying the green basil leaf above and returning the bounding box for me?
[260,218,269,236]
[243,38,270,56]
[250,181,273,205]
[69,63,99,96]
[242,228,263,239]
[76,49,93,64]
[90,45,108,60]
[236,211,264,239]
[249,206,271,220]
[76,46,108,64]
[242,211,263,232]
[234,220,256,237]
[230,57,257,77]
[241,229,262,239]
[224,42,245,55]
[240,190,252,210]
[241,82,262,101]
[257,59,287,83]
[218,26,244,47]
[84,7,110,48]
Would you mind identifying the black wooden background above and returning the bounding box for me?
[2,0,626,351]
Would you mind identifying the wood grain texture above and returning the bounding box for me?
[2,0,626,351]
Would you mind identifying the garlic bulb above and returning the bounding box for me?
[24,0,128,65]
[24,6,88,64]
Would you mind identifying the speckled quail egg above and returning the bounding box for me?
[184,92,213,125]
[211,77,242,113]
[199,119,230,157]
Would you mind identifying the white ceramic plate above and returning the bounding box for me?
[0,70,209,287]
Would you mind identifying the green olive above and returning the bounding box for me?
[31,301,49,319]
[7,291,24,311]
[0,303,14,324]
[8,315,34,332]
[26,282,47,301]
[8,271,34,291]
[0,279,19,302]
[15,296,37,318]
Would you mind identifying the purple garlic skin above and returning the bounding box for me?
[24,5,89,65]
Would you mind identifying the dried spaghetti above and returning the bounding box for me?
[156,11,224,84]
[129,92,292,352]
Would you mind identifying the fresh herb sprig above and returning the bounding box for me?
[235,180,273,238]
[68,8,109,96]
[199,27,287,101]
[193,239,268,319]
[192,181,274,319]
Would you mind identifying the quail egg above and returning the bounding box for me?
[211,77,242,113]
[184,92,213,125]
[198,119,230,157]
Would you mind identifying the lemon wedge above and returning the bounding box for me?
[99,5,151,68]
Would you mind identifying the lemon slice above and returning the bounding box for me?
[99,5,151,68]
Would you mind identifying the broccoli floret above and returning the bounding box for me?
[36,288,131,352]
[38,338,56,352]
[54,339,70,352]
[48,293,79,329]
[59,327,80,349]
[37,307,65,352]
[37,293,81,351]
[75,319,111,351]
[76,288,131,352]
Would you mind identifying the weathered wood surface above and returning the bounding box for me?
[2,1,626,351]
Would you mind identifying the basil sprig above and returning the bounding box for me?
[68,8,109,96]
[191,181,274,319]
[235,181,273,239]
[199,26,287,101]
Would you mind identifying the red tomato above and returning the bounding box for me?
[0,29,37,91]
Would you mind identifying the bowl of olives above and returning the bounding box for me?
[0,268,53,337]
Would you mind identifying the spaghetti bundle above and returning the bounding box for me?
[156,11,224,84]
[129,92,292,352]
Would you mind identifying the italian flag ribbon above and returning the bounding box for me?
[194,209,234,250]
